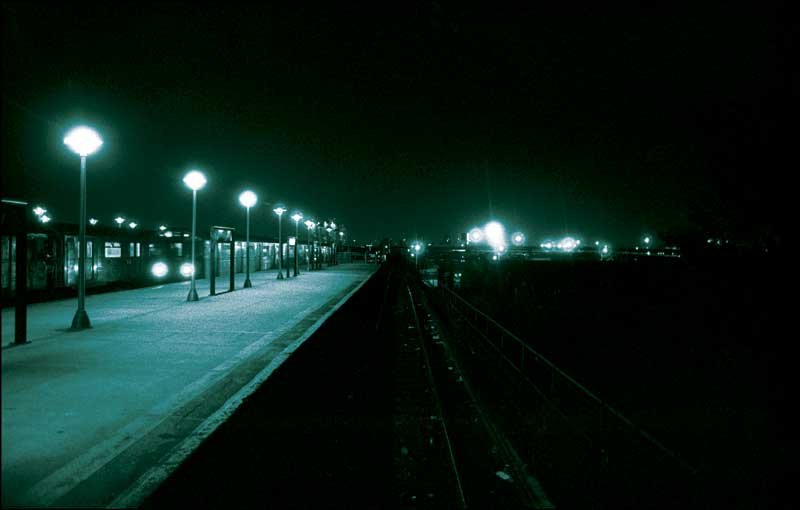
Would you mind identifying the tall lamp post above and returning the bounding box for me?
[183,170,207,301]
[64,126,103,330]
[239,191,257,288]
[273,205,286,279]
[291,212,303,276]
[304,219,315,272]
[115,216,125,228]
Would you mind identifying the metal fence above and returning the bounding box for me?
[433,283,701,507]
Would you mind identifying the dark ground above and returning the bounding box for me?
[452,252,793,508]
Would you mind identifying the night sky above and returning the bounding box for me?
[2,3,792,247]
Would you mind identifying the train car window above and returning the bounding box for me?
[137,243,141,257]
[105,242,121,258]
[87,241,93,258]
[129,242,142,257]
[172,242,183,257]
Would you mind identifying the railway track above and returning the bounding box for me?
[390,267,553,508]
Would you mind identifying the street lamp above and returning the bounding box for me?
[183,169,207,301]
[326,225,333,266]
[33,206,46,217]
[64,125,103,330]
[128,222,137,229]
[273,205,286,279]
[89,218,99,226]
[291,212,303,276]
[115,216,125,228]
[304,219,315,272]
[40,214,51,224]
[239,190,257,288]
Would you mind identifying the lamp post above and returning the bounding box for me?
[326,226,333,266]
[64,126,103,330]
[183,170,207,301]
[273,205,286,279]
[304,219,315,272]
[239,191,257,288]
[115,216,125,229]
[291,212,303,276]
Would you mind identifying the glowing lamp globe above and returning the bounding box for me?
[560,237,577,252]
[305,220,315,229]
[239,190,257,208]
[484,221,505,248]
[64,126,103,157]
[291,212,303,223]
[273,206,286,216]
[468,228,483,243]
[183,170,207,191]
[511,232,525,246]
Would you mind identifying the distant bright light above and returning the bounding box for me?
[183,170,207,191]
[159,225,167,231]
[559,237,577,252]
[64,126,103,157]
[305,220,315,229]
[129,222,137,229]
[180,263,194,277]
[273,206,286,216]
[511,232,525,246]
[602,245,609,254]
[595,241,600,246]
[151,262,168,278]
[644,236,651,244]
[40,214,51,223]
[239,190,257,208]
[115,217,125,225]
[492,255,498,260]
[484,221,505,248]
[330,222,337,229]
[183,233,190,238]
[291,212,303,223]
[497,244,506,253]
[414,243,421,252]
[164,231,173,238]
[33,206,46,216]
[541,241,554,250]
[89,218,99,225]
[468,228,483,243]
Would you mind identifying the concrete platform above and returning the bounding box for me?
[1,263,378,508]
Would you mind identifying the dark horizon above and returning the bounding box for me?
[2,4,791,248]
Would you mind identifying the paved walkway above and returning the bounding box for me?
[1,264,378,508]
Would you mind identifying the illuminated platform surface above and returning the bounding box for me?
[1,264,377,508]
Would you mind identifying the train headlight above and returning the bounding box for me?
[180,263,194,277]
[151,262,168,278]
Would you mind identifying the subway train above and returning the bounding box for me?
[1,221,337,303]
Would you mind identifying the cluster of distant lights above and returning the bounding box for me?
[462,221,618,259]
